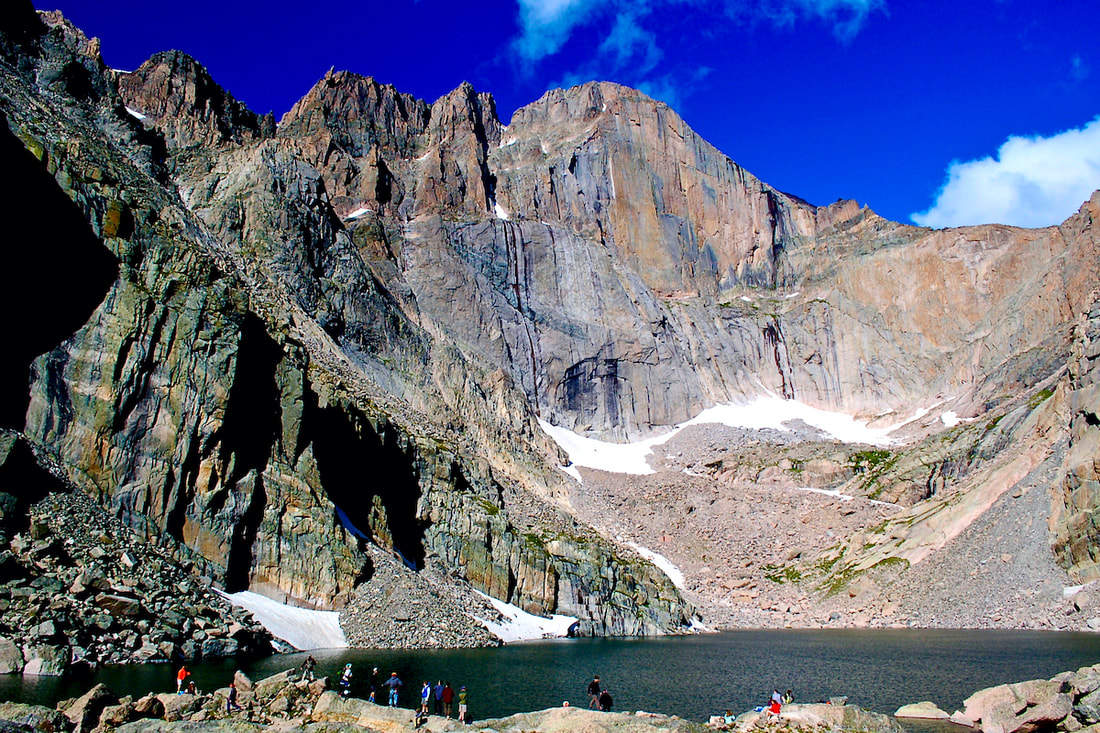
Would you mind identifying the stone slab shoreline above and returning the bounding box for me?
[3,661,1100,733]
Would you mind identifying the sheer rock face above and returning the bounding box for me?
[1055,197,1100,582]
[0,13,692,637]
[5,5,1100,638]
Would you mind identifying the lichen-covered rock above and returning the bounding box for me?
[0,703,70,733]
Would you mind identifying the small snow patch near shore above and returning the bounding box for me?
[625,542,684,589]
[220,590,347,650]
[471,591,577,642]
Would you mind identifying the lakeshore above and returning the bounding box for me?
[2,630,1099,726]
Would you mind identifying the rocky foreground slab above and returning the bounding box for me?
[9,661,1100,733]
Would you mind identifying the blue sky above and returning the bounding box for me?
[44,0,1100,228]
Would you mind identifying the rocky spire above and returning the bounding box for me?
[117,50,274,150]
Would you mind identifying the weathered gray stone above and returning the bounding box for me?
[62,683,117,732]
[0,636,24,674]
[0,703,70,733]
[21,644,70,676]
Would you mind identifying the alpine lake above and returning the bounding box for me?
[2,629,1099,729]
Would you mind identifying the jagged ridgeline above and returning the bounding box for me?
[0,2,694,639]
[3,0,1100,651]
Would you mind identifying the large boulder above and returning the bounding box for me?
[151,695,201,723]
[0,703,70,733]
[0,637,23,674]
[130,696,163,721]
[94,701,136,732]
[958,678,1075,733]
[62,684,117,732]
[21,644,70,676]
[1078,687,1100,725]
[895,702,950,719]
[251,671,295,702]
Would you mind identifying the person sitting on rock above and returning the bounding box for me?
[598,688,613,712]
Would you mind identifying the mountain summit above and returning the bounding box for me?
[1,2,1098,666]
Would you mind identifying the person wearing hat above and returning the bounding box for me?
[339,664,353,698]
[368,667,380,703]
[385,671,403,707]
[458,686,468,723]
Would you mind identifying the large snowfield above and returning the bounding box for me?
[221,591,348,650]
[541,395,920,477]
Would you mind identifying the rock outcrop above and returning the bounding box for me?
[942,663,1100,733]
[0,2,694,648]
[0,434,271,673]
[3,0,1100,650]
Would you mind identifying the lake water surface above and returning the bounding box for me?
[4,630,1099,724]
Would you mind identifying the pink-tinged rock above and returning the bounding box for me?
[894,702,949,719]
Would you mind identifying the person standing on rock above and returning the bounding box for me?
[386,671,403,707]
[226,682,242,713]
[458,685,468,723]
[420,681,431,714]
[177,665,189,694]
[598,688,613,712]
[442,681,455,718]
[433,680,444,715]
[340,663,353,698]
[587,675,601,709]
[369,667,380,703]
[301,655,316,682]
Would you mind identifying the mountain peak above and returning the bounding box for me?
[118,49,273,149]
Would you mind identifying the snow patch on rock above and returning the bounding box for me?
[540,396,903,475]
[470,591,577,642]
[625,542,684,589]
[219,590,347,650]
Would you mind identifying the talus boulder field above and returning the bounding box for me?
[1,0,1100,655]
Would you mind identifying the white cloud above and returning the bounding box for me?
[729,0,884,42]
[911,116,1100,229]
[514,0,609,61]
[513,0,882,66]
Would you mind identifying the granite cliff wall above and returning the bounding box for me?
[0,4,693,637]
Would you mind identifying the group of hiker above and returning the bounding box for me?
[337,664,471,725]
[177,660,631,720]
[586,674,614,712]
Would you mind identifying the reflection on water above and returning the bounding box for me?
[2,629,1098,724]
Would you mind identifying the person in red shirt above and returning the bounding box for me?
[176,665,189,694]
[441,682,455,718]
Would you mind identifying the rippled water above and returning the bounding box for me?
[3,630,1098,725]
